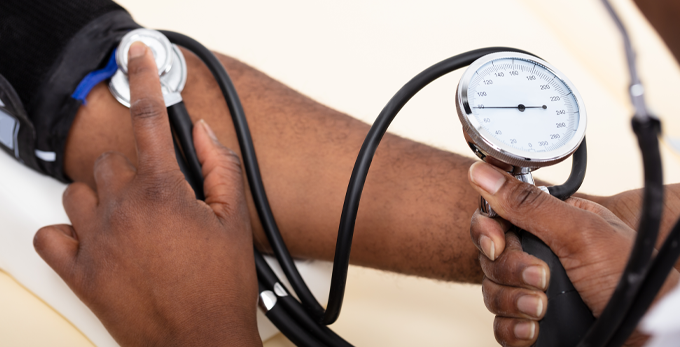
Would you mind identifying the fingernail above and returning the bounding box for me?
[479,235,496,261]
[518,295,544,318]
[199,119,218,142]
[523,266,547,290]
[469,162,505,195]
[514,321,536,340]
[129,41,147,59]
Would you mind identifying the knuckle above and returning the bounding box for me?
[138,174,186,203]
[470,211,483,239]
[33,226,51,251]
[104,200,135,231]
[482,279,502,313]
[506,182,546,212]
[63,183,86,204]
[217,145,243,170]
[490,249,512,281]
[128,62,156,77]
[493,317,512,346]
[130,97,165,120]
[93,152,123,172]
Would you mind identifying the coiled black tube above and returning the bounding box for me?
[548,138,587,201]
[161,30,326,319]
[168,102,204,200]
[323,47,536,325]
[605,217,680,347]
[576,118,664,347]
[254,251,353,347]
[258,283,328,347]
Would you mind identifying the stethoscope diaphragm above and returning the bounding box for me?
[109,29,187,108]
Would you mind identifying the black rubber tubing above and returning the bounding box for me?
[605,217,680,347]
[162,31,355,346]
[168,101,204,200]
[576,117,664,347]
[254,251,353,347]
[169,110,348,346]
[548,138,587,200]
[258,283,329,347]
[161,30,326,320]
[323,47,538,325]
[172,119,348,346]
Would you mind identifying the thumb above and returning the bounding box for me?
[193,119,247,221]
[467,161,602,256]
[34,224,79,280]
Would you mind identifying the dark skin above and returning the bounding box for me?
[35,43,261,347]
[469,162,679,347]
[33,0,680,345]
[62,40,680,286]
[478,0,680,345]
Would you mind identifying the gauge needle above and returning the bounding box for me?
[473,104,547,112]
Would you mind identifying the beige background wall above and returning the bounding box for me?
[1,0,679,346]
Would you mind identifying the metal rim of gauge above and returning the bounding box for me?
[115,28,173,76]
[109,44,187,108]
[455,52,587,169]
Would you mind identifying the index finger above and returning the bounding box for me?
[127,41,178,175]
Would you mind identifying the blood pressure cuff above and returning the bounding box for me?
[0,0,140,182]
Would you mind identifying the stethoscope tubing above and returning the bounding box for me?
[159,28,679,347]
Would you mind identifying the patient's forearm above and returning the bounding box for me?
[64,48,680,284]
[65,49,486,283]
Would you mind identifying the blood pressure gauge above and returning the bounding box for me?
[456,52,587,214]
[456,52,594,347]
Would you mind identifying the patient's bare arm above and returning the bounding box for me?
[64,50,486,282]
[63,48,680,284]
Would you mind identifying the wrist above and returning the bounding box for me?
[163,311,262,347]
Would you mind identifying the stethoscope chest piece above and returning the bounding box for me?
[109,28,187,108]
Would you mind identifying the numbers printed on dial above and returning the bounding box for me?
[467,56,581,153]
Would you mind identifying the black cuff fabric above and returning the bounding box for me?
[0,1,141,181]
[0,0,124,112]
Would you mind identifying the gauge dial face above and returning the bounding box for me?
[457,52,586,167]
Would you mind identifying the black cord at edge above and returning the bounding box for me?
[576,118,664,347]
[605,217,680,347]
